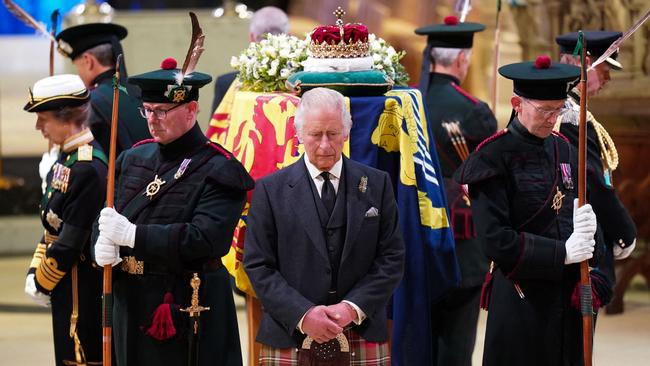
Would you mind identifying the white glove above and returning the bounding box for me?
[565,232,595,264]
[98,207,136,248]
[613,239,636,260]
[39,146,59,194]
[94,235,122,267]
[24,274,51,307]
[573,199,597,236]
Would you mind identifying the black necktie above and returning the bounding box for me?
[320,171,336,216]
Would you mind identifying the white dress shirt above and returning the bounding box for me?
[297,156,366,333]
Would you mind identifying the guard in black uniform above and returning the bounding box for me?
[56,22,150,155]
[555,31,637,283]
[415,15,497,366]
[93,56,253,366]
[455,57,610,366]
[24,74,107,366]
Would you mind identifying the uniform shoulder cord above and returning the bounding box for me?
[552,109,619,172]
[588,112,619,171]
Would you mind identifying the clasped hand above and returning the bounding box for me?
[301,303,357,344]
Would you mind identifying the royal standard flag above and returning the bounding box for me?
[349,89,460,366]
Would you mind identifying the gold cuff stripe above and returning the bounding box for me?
[38,264,63,283]
[29,244,47,269]
[43,257,65,277]
[35,267,58,291]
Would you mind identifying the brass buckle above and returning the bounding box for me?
[121,256,144,275]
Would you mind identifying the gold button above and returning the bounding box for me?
[48,192,52,199]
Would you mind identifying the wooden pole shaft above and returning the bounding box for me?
[103,53,123,366]
[577,34,593,366]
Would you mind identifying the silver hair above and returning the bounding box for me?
[83,43,114,66]
[294,88,352,137]
[52,101,91,127]
[430,47,472,67]
[249,6,289,42]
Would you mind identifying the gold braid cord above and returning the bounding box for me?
[589,115,619,171]
[555,96,619,172]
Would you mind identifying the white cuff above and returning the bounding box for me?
[297,310,309,334]
[342,300,366,325]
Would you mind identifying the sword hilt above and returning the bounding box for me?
[180,273,211,317]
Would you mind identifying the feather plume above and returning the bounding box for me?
[589,9,650,70]
[454,0,472,22]
[174,12,205,85]
[2,0,57,43]
[49,9,59,76]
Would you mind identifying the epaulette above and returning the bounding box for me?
[476,129,508,152]
[132,138,156,148]
[451,83,478,105]
[551,130,569,143]
[207,141,231,160]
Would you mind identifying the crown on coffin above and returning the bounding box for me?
[308,6,370,59]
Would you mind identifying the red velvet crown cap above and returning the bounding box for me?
[310,23,368,44]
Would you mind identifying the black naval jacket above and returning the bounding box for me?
[29,130,107,365]
[89,69,151,155]
[559,91,636,281]
[455,117,589,366]
[100,123,253,366]
[425,72,497,287]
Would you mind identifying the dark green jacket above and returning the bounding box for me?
[99,123,253,366]
[89,69,151,155]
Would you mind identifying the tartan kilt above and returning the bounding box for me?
[259,330,390,366]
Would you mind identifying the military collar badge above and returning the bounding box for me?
[144,175,166,200]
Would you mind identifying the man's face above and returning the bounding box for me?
[586,60,611,96]
[512,96,566,138]
[142,102,196,145]
[298,107,348,171]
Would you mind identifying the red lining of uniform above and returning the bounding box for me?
[551,130,569,143]
[207,141,231,159]
[132,138,156,148]
[476,129,508,152]
[506,232,527,279]
[451,83,478,105]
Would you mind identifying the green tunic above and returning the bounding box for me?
[96,123,253,366]
[89,69,151,155]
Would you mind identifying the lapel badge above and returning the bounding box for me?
[51,163,71,193]
[358,176,368,193]
[46,209,63,231]
[551,186,565,214]
[144,175,166,200]
[174,158,192,180]
[78,144,93,162]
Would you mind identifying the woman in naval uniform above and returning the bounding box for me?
[23,74,107,366]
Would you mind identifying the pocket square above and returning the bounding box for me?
[364,207,379,217]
